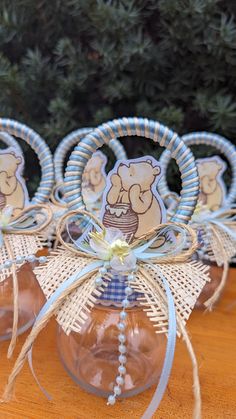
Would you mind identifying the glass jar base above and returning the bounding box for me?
[0,262,45,341]
[58,330,161,398]
[57,305,166,398]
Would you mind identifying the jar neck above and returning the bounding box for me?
[94,302,142,312]
[99,271,140,306]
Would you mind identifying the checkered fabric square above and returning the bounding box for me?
[99,272,140,303]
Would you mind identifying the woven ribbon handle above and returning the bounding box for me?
[64,117,199,224]
[0,118,54,203]
[54,127,127,185]
[159,131,236,206]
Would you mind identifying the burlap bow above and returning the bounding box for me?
[2,209,209,419]
[0,204,52,357]
[191,205,236,309]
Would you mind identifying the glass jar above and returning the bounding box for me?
[195,260,224,309]
[0,250,47,341]
[57,303,166,398]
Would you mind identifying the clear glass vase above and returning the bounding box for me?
[57,303,166,398]
[195,259,224,309]
[0,256,46,341]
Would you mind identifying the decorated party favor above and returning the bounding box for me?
[3,118,209,419]
[159,132,236,309]
[46,127,126,246]
[0,118,54,356]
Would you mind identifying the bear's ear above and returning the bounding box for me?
[119,162,129,168]
[9,151,17,157]
[216,161,225,171]
[153,166,161,176]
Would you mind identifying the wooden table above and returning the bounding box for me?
[0,269,236,419]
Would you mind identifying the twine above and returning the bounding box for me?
[4,237,19,358]
[204,225,229,310]
[131,221,198,263]
[0,204,53,357]
[55,209,105,256]
[178,319,201,419]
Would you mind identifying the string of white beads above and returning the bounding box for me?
[0,254,48,271]
[107,271,135,406]
[94,261,110,289]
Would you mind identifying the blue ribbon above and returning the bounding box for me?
[28,260,103,399]
[142,266,176,419]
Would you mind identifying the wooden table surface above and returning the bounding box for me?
[0,268,236,419]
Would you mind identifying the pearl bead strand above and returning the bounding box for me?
[107,271,135,406]
[0,254,48,272]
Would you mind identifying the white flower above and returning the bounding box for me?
[0,206,13,229]
[110,252,137,272]
[89,227,136,272]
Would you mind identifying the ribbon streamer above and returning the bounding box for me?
[141,268,176,419]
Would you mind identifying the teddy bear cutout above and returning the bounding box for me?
[0,148,29,216]
[196,156,226,211]
[82,151,107,210]
[101,156,167,243]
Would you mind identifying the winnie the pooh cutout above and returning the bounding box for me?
[196,156,227,211]
[100,156,172,247]
[0,147,29,216]
[82,151,107,212]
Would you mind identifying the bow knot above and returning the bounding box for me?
[89,228,136,272]
[56,209,198,271]
[0,204,53,247]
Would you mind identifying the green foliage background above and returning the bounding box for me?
[0,0,236,192]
